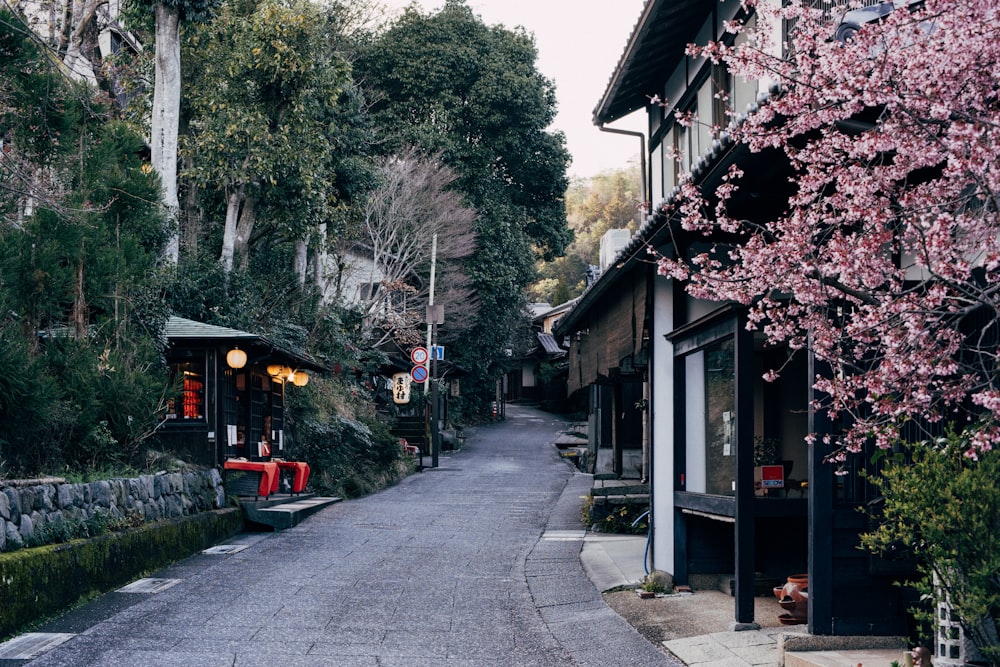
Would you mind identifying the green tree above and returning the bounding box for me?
[0,12,172,474]
[356,0,571,416]
[121,0,221,263]
[530,166,642,304]
[181,0,360,278]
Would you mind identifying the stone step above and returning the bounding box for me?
[241,495,341,531]
[592,482,650,496]
[785,648,904,667]
[591,494,650,506]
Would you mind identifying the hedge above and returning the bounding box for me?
[0,507,242,639]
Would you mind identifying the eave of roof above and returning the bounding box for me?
[594,0,718,125]
[164,317,259,341]
[165,316,327,372]
[534,298,580,323]
[537,332,567,357]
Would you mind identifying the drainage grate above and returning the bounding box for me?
[0,633,75,660]
[201,544,249,555]
[541,530,587,541]
[116,578,182,594]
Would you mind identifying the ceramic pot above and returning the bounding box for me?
[773,573,808,625]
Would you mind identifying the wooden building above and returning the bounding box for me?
[157,317,325,468]
[555,0,913,637]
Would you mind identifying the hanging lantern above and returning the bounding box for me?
[226,347,247,369]
[266,363,284,377]
[292,371,309,387]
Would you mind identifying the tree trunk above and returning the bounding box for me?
[62,0,101,85]
[181,155,201,257]
[294,238,308,287]
[313,222,327,294]
[73,251,87,339]
[220,187,242,274]
[234,195,256,271]
[152,2,181,264]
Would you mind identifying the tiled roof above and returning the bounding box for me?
[537,332,566,357]
[165,316,327,371]
[164,316,259,340]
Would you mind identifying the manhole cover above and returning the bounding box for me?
[0,633,75,659]
[117,578,182,594]
[202,544,249,555]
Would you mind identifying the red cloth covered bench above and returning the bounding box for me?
[223,460,279,499]
[273,460,310,494]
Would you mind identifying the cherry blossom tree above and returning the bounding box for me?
[654,0,1000,462]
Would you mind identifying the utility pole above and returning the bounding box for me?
[425,234,440,468]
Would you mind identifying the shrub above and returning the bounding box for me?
[863,433,1000,666]
[289,377,412,499]
[581,497,649,535]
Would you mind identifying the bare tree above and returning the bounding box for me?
[332,147,479,348]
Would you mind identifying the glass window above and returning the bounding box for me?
[684,337,736,496]
[167,355,206,421]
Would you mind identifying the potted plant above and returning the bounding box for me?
[754,436,780,466]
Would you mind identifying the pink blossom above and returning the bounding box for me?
[654,0,1000,460]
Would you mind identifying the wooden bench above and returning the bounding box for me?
[223,460,279,500]
[272,460,310,494]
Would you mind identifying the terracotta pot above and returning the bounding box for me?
[774,573,808,624]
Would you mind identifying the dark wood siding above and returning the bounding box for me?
[567,270,648,393]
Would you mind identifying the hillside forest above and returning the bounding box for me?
[0,0,638,491]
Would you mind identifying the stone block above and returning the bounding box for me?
[5,521,22,548]
[90,480,113,508]
[56,484,74,509]
[3,488,19,517]
[18,513,33,539]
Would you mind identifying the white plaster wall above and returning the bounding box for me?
[322,249,384,307]
[651,275,676,574]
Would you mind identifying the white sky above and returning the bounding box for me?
[379,0,648,179]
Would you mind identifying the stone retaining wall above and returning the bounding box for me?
[0,469,226,551]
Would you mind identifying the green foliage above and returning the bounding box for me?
[530,167,643,304]
[181,0,368,254]
[0,19,171,476]
[863,433,1000,665]
[0,508,242,639]
[122,0,221,28]
[287,377,411,498]
[581,496,649,535]
[357,1,571,420]
[0,11,84,167]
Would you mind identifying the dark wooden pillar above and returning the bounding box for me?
[674,505,689,585]
[734,320,756,624]
[808,350,834,634]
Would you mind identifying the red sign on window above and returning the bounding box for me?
[760,464,785,488]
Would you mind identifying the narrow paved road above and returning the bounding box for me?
[20,404,676,666]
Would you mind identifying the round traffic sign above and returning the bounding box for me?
[410,365,428,383]
[411,347,429,364]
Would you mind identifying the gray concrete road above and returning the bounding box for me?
[16,403,678,666]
